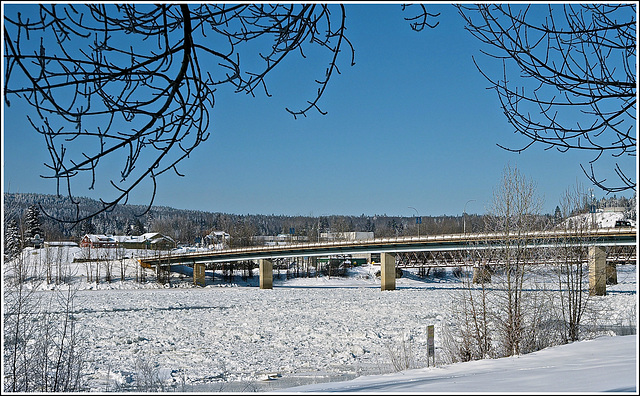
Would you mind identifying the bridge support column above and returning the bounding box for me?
[193,263,205,287]
[260,259,273,289]
[380,252,396,291]
[589,246,606,296]
[310,257,318,277]
[156,265,171,285]
[606,262,618,285]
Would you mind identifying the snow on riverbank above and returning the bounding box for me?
[5,247,636,392]
[284,334,637,392]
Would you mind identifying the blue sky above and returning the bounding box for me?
[2,3,636,217]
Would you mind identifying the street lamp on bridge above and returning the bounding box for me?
[409,206,421,238]
[464,199,476,234]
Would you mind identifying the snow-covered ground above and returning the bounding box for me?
[560,209,635,229]
[286,334,637,392]
[3,242,637,393]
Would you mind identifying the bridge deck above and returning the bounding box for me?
[139,228,636,268]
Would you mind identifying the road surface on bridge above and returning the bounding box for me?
[138,227,636,268]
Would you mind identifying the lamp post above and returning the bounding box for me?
[589,189,596,229]
[318,214,331,242]
[463,200,475,234]
[408,206,420,237]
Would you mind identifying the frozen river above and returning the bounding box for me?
[28,264,637,392]
[76,273,458,391]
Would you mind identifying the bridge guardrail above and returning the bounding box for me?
[138,227,636,267]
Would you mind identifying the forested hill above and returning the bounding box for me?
[4,192,634,246]
[4,192,484,245]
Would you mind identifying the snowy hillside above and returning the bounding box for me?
[561,209,636,229]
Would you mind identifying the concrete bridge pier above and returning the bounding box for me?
[589,246,607,296]
[193,263,205,286]
[380,252,396,291]
[260,259,273,289]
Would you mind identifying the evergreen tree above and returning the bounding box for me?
[554,206,562,222]
[23,204,43,242]
[127,219,146,236]
[4,219,22,260]
[80,219,96,236]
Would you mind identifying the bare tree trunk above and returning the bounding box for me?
[4,256,86,391]
[555,184,592,342]
[449,165,549,361]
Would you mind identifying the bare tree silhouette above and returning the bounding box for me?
[455,3,636,193]
[4,3,355,224]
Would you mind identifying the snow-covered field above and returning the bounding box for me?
[3,243,637,392]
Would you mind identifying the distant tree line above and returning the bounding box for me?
[3,193,490,246]
[4,192,635,251]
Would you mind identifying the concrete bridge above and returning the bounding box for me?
[138,227,636,295]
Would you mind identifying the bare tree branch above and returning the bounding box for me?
[457,3,636,193]
[4,4,355,225]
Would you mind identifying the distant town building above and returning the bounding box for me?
[80,233,176,250]
[602,206,627,213]
[80,234,118,248]
[27,234,44,249]
[321,232,374,241]
[203,231,231,250]
[44,241,79,248]
[253,234,309,246]
[117,232,176,250]
[252,232,374,246]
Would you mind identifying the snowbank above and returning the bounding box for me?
[284,334,637,392]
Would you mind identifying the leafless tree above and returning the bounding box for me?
[44,245,53,284]
[485,164,547,356]
[448,274,494,362]
[4,4,355,224]
[132,355,165,392]
[446,165,553,361]
[3,254,85,391]
[384,333,417,372]
[456,4,636,193]
[229,219,258,248]
[554,183,593,342]
[117,245,128,282]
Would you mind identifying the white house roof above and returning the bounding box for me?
[209,231,230,237]
[83,233,174,244]
[83,234,118,243]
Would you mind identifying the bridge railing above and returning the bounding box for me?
[138,227,636,266]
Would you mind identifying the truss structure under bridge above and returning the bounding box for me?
[395,245,636,268]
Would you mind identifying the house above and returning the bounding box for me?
[80,234,118,248]
[79,233,176,250]
[26,234,44,249]
[117,232,176,250]
[203,231,230,250]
